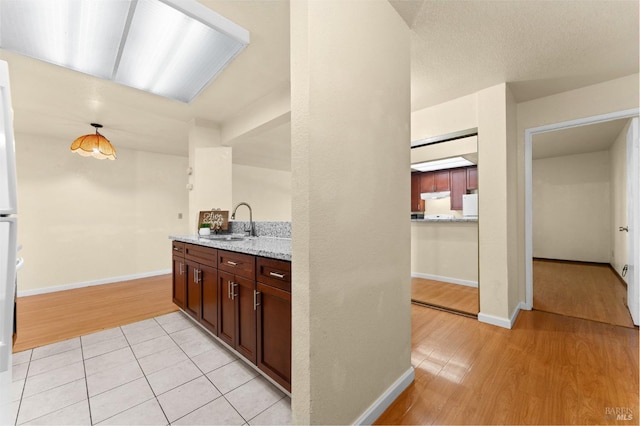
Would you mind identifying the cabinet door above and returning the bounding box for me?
[217,270,236,348]
[420,172,435,193]
[200,264,218,336]
[450,168,467,210]
[172,255,186,309]
[434,170,450,191]
[235,276,257,364]
[257,283,291,391]
[411,173,422,211]
[185,260,202,319]
[466,166,478,190]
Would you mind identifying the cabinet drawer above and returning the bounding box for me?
[218,250,255,280]
[257,257,291,293]
[184,244,217,268]
[172,241,185,257]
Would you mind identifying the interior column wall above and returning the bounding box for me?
[477,83,513,321]
[290,0,412,423]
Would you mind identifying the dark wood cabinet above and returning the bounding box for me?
[434,170,450,191]
[171,242,291,391]
[420,170,450,193]
[172,241,186,309]
[185,260,202,319]
[467,166,478,190]
[256,257,291,392]
[218,270,236,348]
[450,168,467,210]
[411,166,477,211]
[172,254,186,309]
[411,173,422,211]
[420,172,434,193]
[217,250,257,364]
[199,264,218,335]
[183,244,219,335]
[235,276,257,363]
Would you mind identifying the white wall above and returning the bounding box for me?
[412,93,478,141]
[532,150,611,262]
[15,133,189,293]
[610,120,631,279]
[232,164,291,221]
[411,222,478,284]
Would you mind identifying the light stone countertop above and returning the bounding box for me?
[411,217,478,223]
[170,235,291,261]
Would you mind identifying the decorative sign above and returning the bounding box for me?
[198,209,229,231]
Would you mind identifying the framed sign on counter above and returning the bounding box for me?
[197,209,229,232]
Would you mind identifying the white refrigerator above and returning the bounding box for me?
[0,59,18,426]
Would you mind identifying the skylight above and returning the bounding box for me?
[0,0,250,103]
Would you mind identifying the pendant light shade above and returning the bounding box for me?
[70,123,117,160]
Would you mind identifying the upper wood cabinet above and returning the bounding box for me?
[450,168,467,210]
[420,170,451,193]
[434,170,450,191]
[466,166,478,190]
[411,173,422,211]
[420,172,434,193]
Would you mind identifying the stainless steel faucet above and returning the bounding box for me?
[231,202,255,237]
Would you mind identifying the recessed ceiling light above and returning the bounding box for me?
[411,156,475,172]
[0,0,249,103]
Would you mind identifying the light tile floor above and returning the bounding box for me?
[11,311,291,426]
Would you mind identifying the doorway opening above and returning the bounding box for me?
[410,131,479,317]
[525,110,640,326]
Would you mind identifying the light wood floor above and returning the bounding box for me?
[13,274,177,353]
[411,277,479,316]
[14,275,639,425]
[533,259,634,328]
[376,304,639,425]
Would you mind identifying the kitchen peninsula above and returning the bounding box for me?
[169,222,292,392]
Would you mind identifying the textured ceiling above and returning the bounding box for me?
[532,118,629,160]
[1,0,638,169]
[406,0,639,111]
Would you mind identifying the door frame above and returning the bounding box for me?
[524,108,640,310]
[626,117,639,325]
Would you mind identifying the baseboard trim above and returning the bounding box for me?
[411,272,478,288]
[478,302,526,329]
[17,269,172,297]
[353,366,415,425]
[609,264,628,288]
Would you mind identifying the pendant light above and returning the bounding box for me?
[70,123,117,160]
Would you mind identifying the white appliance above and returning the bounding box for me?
[0,59,18,426]
[462,193,478,218]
